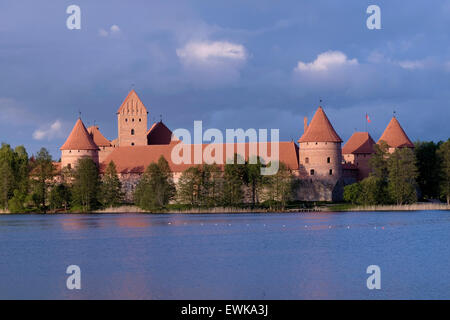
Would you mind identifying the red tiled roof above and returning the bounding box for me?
[147,121,173,145]
[88,126,111,147]
[378,117,414,148]
[117,89,148,114]
[343,132,376,154]
[100,141,299,174]
[60,119,99,151]
[298,107,343,143]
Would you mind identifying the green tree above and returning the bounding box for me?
[13,146,30,199]
[263,162,297,209]
[415,141,442,200]
[100,161,123,207]
[387,148,418,205]
[0,143,15,209]
[370,140,389,180]
[177,164,223,207]
[246,156,263,207]
[343,183,363,204]
[177,166,202,206]
[223,154,247,206]
[31,148,55,213]
[49,184,71,212]
[72,157,100,212]
[438,140,450,204]
[134,156,176,210]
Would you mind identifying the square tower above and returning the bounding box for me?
[117,90,148,146]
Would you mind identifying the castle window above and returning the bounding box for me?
[310,169,315,176]
[131,129,135,135]
[132,118,135,122]
[139,118,141,122]
[327,157,331,163]
[131,142,135,146]
[329,169,333,175]
[125,118,128,122]
[305,157,309,164]
[315,142,318,145]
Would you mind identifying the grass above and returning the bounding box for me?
[327,202,450,212]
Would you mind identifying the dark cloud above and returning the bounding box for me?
[0,0,449,158]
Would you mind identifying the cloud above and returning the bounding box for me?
[98,25,121,37]
[177,41,247,65]
[294,51,358,72]
[176,41,248,87]
[397,60,426,70]
[33,120,64,141]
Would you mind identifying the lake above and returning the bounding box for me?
[0,211,450,299]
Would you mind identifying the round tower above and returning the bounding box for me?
[117,90,148,147]
[298,106,343,181]
[60,118,99,169]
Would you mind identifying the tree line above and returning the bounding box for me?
[134,155,299,211]
[0,143,123,213]
[0,143,299,213]
[344,140,450,205]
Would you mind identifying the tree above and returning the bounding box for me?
[31,148,55,213]
[72,157,100,212]
[370,141,389,180]
[0,144,15,209]
[343,183,363,204]
[177,166,202,206]
[49,184,71,212]
[134,156,176,210]
[387,148,418,205]
[177,164,223,207]
[263,162,297,209]
[438,140,450,204]
[415,141,442,200]
[100,161,123,207]
[246,156,263,207]
[223,154,247,206]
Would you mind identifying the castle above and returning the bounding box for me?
[60,90,414,202]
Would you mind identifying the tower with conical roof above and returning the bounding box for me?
[378,116,414,153]
[117,90,148,147]
[60,118,99,169]
[342,132,376,180]
[298,106,343,181]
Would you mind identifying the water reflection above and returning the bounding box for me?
[0,211,450,299]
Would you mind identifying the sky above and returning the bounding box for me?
[1,0,449,158]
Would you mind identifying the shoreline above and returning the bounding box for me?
[1,203,449,214]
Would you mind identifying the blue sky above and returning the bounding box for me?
[1,0,449,158]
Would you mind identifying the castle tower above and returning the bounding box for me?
[298,106,343,180]
[342,132,375,181]
[378,116,414,153]
[60,118,99,169]
[88,126,113,163]
[117,90,148,147]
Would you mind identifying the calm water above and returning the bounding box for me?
[1,211,450,299]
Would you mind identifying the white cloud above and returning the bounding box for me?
[176,41,247,65]
[397,60,425,70]
[98,25,121,37]
[110,25,120,33]
[176,41,248,87]
[294,51,358,72]
[33,120,64,141]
